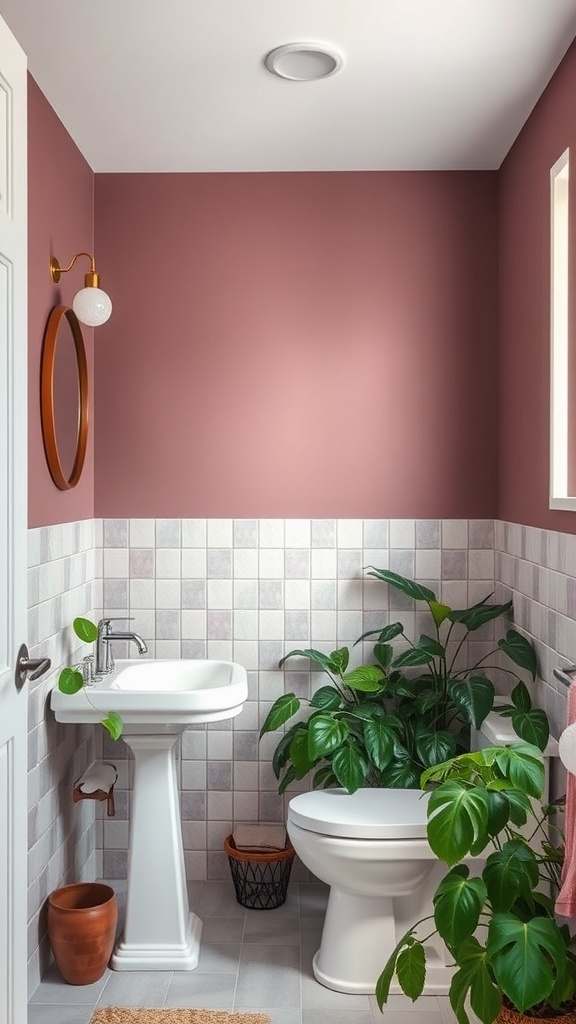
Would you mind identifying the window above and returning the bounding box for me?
[550,148,574,509]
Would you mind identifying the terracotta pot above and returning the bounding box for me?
[47,882,117,985]
[496,1003,576,1023]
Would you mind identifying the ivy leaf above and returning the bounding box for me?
[73,617,98,643]
[508,709,550,752]
[415,729,456,768]
[101,712,123,740]
[58,668,84,695]
[363,718,396,771]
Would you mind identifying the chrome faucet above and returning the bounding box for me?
[96,618,148,675]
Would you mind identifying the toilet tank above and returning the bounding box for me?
[471,698,559,805]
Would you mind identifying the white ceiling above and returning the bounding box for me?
[2,0,576,173]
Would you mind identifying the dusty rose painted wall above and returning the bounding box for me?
[498,39,576,532]
[94,171,499,518]
[28,76,95,528]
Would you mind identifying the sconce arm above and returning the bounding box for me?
[50,252,99,287]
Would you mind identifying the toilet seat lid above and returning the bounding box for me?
[288,788,430,839]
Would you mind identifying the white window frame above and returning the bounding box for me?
[549,148,575,510]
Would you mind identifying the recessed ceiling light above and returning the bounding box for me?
[264,43,344,82]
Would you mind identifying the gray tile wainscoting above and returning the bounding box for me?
[29,516,576,996]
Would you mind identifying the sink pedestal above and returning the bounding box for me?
[111,730,202,971]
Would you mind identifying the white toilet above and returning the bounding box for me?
[287,708,559,995]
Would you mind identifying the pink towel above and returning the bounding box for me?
[556,684,576,917]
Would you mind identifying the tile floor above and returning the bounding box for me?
[29,880,460,1024]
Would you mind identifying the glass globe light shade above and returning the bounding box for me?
[72,286,112,327]
[559,722,576,775]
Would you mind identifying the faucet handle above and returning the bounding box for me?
[98,616,134,632]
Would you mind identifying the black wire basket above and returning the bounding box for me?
[224,834,296,910]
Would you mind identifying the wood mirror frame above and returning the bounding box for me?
[40,305,89,490]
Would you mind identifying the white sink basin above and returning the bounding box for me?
[50,658,248,727]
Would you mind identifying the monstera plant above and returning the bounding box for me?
[259,570,546,794]
[376,735,574,1024]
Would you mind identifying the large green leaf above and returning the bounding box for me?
[312,765,338,789]
[373,643,394,670]
[484,790,511,838]
[363,718,396,770]
[448,676,495,728]
[354,622,405,645]
[278,648,342,673]
[392,647,435,669]
[73,617,98,643]
[427,782,490,864]
[58,667,84,695]
[510,680,532,712]
[259,693,301,737]
[504,788,531,828]
[494,744,545,799]
[498,629,538,681]
[330,742,370,793]
[307,715,349,759]
[342,666,384,691]
[417,634,446,657]
[380,757,421,789]
[365,568,437,602]
[309,686,342,711]
[449,938,502,1024]
[376,931,418,1009]
[448,600,512,631]
[433,865,487,947]
[415,729,456,768]
[507,708,550,752]
[289,727,316,778]
[272,724,300,778]
[278,764,297,794]
[488,913,567,1012]
[396,939,426,1000]
[483,841,539,912]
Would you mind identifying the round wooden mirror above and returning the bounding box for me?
[40,305,89,490]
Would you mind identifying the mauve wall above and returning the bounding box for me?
[498,38,576,533]
[27,76,95,529]
[94,172,499,520]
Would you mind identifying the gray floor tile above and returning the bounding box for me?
[304,1011,373,1024]
[30,963,111,1004]
[195,879,246,919]
[28,1006,94,1024]
[196,942,242,974]
[244,910,300,944]
[370,995,445,1014]
[235,944,301,1008]
[96,970,173,1007]
[376,1014,444,1024]
[164,971,236,1008]
[202,917,245,944]
[301,973,372,1011]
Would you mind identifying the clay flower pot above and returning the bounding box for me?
[47,882,117,984]
[496,1003,576,1023]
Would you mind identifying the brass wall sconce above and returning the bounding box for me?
[50,251,112,327]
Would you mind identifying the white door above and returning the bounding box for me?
[0,15,29,1024]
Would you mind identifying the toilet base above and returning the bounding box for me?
[312,948,454,995]
[311,884,455,995]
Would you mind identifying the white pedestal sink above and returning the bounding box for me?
[51,658,247,971]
